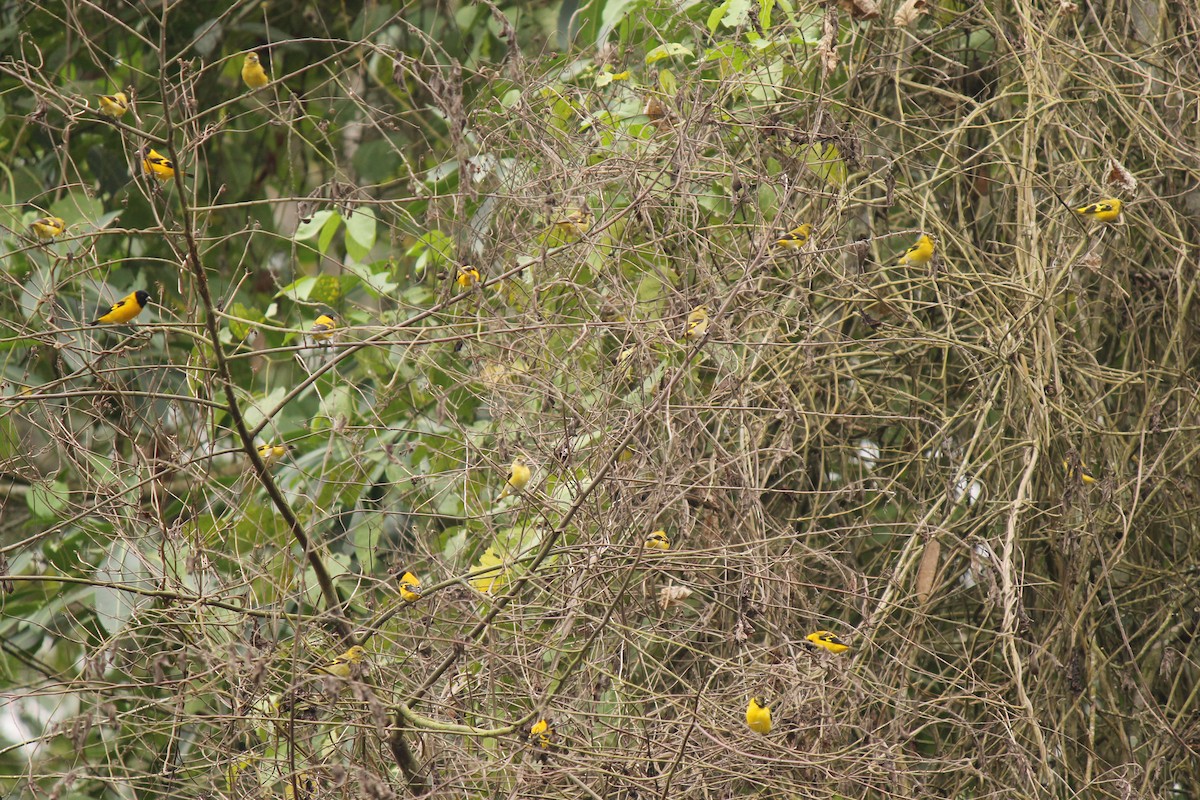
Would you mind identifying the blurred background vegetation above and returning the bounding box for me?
[2,0,1199,798]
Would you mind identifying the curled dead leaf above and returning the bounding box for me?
[659,584,692,610]
[915,538,941,605]
[1106,159,1137,194]
[839,0,881,19]
[893,0,928,27]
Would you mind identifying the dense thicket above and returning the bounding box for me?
[2,1,1198,798]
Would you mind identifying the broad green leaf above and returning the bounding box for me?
[803,143,848,186]
[27,479,68,520]
[344,207,377,262]
[645,43,694,64]
[294,210,338,242]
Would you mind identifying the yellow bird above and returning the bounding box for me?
[1062,459,1097,485]
[682,305,709,341]
[398,571,423,603]
[456,265,481,290]
[242,51,270,90]
[746,697,772,734]
[98,91,129,119]
[497,455,531,501]
[283,772,316,800]
[529,718,556,750]
[310,314,337,342]
[310,645,365,679]
[92,289,150,325]
[1074,198,1122,223]
[897,234,935,266]
[552,206,593,237]
[774,223,812,250]
[644,530,670,551]
[142,147,188,181]
[804,630,850,654]
[29,216,66,241]
[257,443,293,466]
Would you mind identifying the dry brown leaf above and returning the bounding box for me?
[1106,159,1137,194]
[659,585,692,610]
[819,9,839,75]
[915,538,941,605]
[839,0,881,19]
[893,0,927,27]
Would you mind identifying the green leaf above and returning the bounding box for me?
[27,480,68,520]
[645,43,694,64]
[803,143,848,186]
[598,0,646,46]
[344,207,377,262]
[295,210,338,242]
[228,302,264,341]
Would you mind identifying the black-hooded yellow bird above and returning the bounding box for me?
[92,290,150,325]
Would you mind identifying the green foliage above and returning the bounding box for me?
[1,0,1199,799]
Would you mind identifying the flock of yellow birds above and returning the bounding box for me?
[23,50,1130,767]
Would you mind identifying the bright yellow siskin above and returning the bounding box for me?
[92,290,150,325]
[682,305,709,341]
[30,216,66,241]
[457,265,481,290]
[310,314,337,342]
[1074,198,1122,223]
[897,234,935,266]
[1062,459,1097,485]
[497,455,531,501]
[242,52,270,90]
[644,530,670,551]
[98,91,129,118]
[398,571,423,603]
[142,147,188,181]
[530,718,555,750]
[805,630,850,654]
[257,443,293,466]
[746,697,771,734]
[310,645,365,678]
[283,772,316,800]
[553,206,593,237]
[775,223,812,250]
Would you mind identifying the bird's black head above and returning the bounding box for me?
[135,290,151,306]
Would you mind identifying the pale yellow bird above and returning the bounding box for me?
[257,443,293,466]
[497,455,531,501]
[552,206,593,237]
[98,91,129,119]
[775,223,812,250]
[644,530,670,550]
[682,305,709,341]
[242,52,270,90]
[29,216,66,241]
[310,645,365,678]
[897,234,935,266]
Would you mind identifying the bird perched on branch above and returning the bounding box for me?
[141,147,188,181]
[309,314,338,343]
[804,630,850,654]
[29,216,66,241]
[398,571,423,603]
[242,51,270,90]
[497,455,531,501]
[897,234,935,266]
[746,697,772,734]
[644,530,670,551]
[1074,198,1122,223]
[98,91,129,118]
[92,290,150,325]
[552,206,593,237]
[257,443,293,466]
[774,223,812,250]
[310,645,365,679]
[682,305,709,341]
[457,265,481,290]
